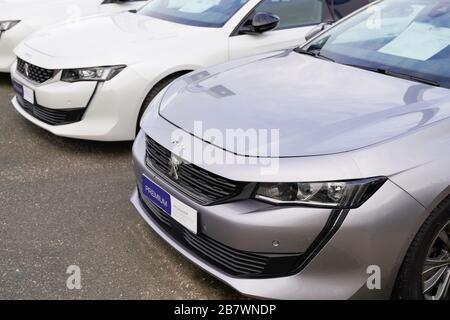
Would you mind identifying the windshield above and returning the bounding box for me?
[303,0,450,88]
[138,0,249,28]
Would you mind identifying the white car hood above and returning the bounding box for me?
[15,12,215,68]
[0,0,102,20]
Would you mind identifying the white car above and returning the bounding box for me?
[0,0,147,73]
[11,0,370,141]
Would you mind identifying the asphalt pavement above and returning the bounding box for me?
[0,72,240,299]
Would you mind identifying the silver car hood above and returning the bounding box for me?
[160,50,450,157]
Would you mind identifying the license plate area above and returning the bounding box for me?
[12,80,35,104]
[142,175,198,234]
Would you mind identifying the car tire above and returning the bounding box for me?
[136,71,190,135]
[393,196,450,300]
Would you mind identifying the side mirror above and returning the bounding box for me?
[305,22,333,41]
[240,12,280,35]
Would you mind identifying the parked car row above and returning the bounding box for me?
[0,0,148,73]
[7,0,369,141]
[2,0,450,300]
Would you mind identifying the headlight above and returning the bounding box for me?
[61,65,126,82]
[0,20,20,31]
[255,177,386,209]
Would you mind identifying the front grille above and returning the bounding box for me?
[138,191,302,278]
[145,136,244,205]
[183,229,268,275]
[16,94,86,126]
[17,58,56,83]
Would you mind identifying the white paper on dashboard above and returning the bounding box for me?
[379,22,450,61]
[179,0,220,13]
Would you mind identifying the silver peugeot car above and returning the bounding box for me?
[131,0,450,300]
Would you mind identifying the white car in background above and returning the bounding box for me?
[0,0,147,73]
[11,0,370,141]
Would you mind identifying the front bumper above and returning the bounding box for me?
[10,61,148,141]
[0,40,16,72]
[0,33,19,73]
[131,130,427,299]
[0,22,30,73]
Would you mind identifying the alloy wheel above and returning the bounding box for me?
[422,221,450,300]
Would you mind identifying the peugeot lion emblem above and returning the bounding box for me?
[24,63,30,78]
[168,139,185,180]
[168,153,183,180]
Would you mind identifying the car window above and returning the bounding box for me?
[254,0,324,29]
[138,0,250,27]
[304,0,450,89]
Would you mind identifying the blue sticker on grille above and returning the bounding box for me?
[142,175,172,215]
[12,80,23,97]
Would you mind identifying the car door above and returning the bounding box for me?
[228,0,333,60]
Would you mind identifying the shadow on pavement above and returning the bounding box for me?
[0,72,11,86]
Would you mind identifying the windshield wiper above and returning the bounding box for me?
[386,70,441,87]
[343,64,441,87]
[295,48,335,62]
[343,64,382,73]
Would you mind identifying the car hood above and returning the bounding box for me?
[16,11,214,67]
[159,50,450,158]
[0,0,99,20]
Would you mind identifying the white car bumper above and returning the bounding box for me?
[0,32,19,72]
[0,21,33,73]
[10,61,149,141]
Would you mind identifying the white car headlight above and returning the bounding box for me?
[61,65,126,82]
[0,20,20,32]
[255,177,386,209]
